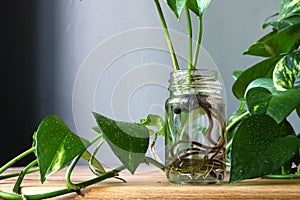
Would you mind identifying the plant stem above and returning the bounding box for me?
[185,5,193,70]
[0,165,127,200]
[89,138,106,175]
[153,0,180,70]
[76,165,126,188]
[144,156,165,171]
[13,159,38,194]
[225,111,250,154]
[193,14,203,67]
[0,168,39,180]
[89,132,103,144]
[0,147,35,174]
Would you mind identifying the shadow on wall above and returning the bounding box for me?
[0,0,55,166]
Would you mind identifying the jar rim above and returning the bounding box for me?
[168,69,223,96]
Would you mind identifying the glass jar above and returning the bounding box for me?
[165,69,226,185]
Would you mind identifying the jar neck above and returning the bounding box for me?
[168,69,223,96]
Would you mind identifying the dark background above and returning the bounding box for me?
[0,0,54,166]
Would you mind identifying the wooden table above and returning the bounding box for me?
[1,165,300,199]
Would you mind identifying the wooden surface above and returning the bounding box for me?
[1,165,300,199]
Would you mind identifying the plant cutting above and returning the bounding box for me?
[150,0,226,185]
[226,0,300,184]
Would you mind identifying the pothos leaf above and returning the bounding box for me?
[273,49,300,91]
[245,78,279,96]
[93,113,149,174]
[279,0,300,21]
[81,150,106,173]
[244,23,300,57]
[140,114,165,138]
[232,70,243,81]
[232,56,282,99]
[196,0,212,14]
[188,0,212,16]
[246,87,300,123]
[294,68,300,89]
[166,0,188,19]
[277,14,300,30]
[230,114,300,184]
[36,115,90,183]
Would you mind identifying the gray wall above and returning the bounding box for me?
[34,0,299,165]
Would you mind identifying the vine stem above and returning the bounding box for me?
[144,156,165,171]
[185,5,193,70]
[0,165,127,200]
[153,0,180,70]
[193,14,203,67]
[0,147,35,174]
[13,159,38,194]
[225,111,250,154]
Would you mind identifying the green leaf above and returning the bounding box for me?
[246,88,272,116]
[232,70,243,81]
[297,104,300,118]
[196,0,212,14]
[279,0,300,21]
[246,87,300,123]
[273,49,300,91]
[243,31,277,57]
[36,115,90,183]
[188,0,212,16]
[294,69,300,89]
[93,113,149,174]
[166,0,188,19]
[187,0,199,15]
[263,12,279,29]
[226,109,248,143]
[278,14,300,30]
[244,23,300,57]
[140,114,165,138]
[229,114,300,184]
[245,78,279,95]
[232,56,282,99]
[81,150,106,173]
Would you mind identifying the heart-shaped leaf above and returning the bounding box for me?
[273,49,300,91]
[230,114,300,184]
[232,56,282,99]
[36,115,90,183]
[245,78,279,96]
[140,114,165,138]
[166,0,188,19]
[246,87,300,123]
[244,23,300,57]
[93,113,149,174]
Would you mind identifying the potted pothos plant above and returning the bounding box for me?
[226,0,300,184]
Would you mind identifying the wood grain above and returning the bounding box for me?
[1,165,300,199]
